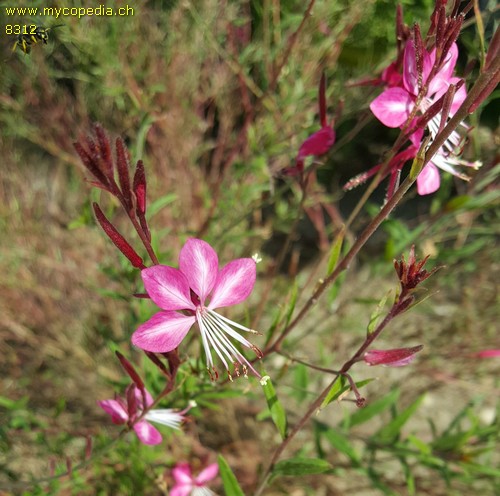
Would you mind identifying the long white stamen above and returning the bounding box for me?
[197,314,215,369]
[206,310,254,347]
[202,315,235,367]
[208,309,258,334]
[144,409,183,429]
[198,315,230,371]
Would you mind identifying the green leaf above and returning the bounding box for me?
[292,363,309,403]
[321,377,375,410]
[272,457,332,478]
[217,454,245,496]
[261,374,288,439]
[326,226,345,276]
[347,388,400,428]
[367,290,391,335]
[147,193,177,217]
[315,422,360,463]
[373,394,426,443]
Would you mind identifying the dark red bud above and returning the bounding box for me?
[116,351,146,393]
[115,138,132,209]
[133,160,147,214]
[126,384,137,419]
[95,124,113,177]
[93,203,145,269]
[485,27,500,72]
[145,351,171,377]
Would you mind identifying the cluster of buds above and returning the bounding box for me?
[74,124,154,268]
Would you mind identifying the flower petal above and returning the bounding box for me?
[209,258,256,309]
[172,463,194,485]
[417,163,440,195]
[195,463,219,485]
[142,265,195,311]
[449,79,467,115]
[296,126,335,160]
[133,420,162,445]
[370,87,414,127]
[179,239,219,302]
[169,486,192,496]
[133,387,154,409]
[98,399,128,424]
[132,311,195,352]
[403,40,418,95]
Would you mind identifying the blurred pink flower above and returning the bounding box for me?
[98,386,185,445]
[171,462,219,496]
[364,345,423,367]
[132,238,262,380]
[474,349,500,359]
[370,40,479,195]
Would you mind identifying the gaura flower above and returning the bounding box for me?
[171,462,219,496]
[363,345,423,367]
[132,238,262,380]
[370,40,480,195]
[98,386,186,445]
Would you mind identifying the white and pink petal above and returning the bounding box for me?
[209,258,256,309]
[133,420,163,445]
[370,88,414,128]
[142,266,195,311]
[195,463,219,485]
[132,311,195,353]
[417,163,441,195]
[179,239,219,302]
[98,399,128,424]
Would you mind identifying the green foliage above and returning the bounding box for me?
[218,454,245,496]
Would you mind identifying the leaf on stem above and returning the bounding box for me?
[261,373,288,440]
[326,225,345,277]
[217,454,245,496]
[271,457,332,479]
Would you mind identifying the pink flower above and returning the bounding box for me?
[474,349,500,359]
[370,40,479,195]
[98,386,186,445]
[132,238,262,380]
[363,345,423,367]
[171,462,219,496]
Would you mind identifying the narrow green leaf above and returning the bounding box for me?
[315,422,360,463]
[373,393,426,443]
[320,377,375,410]
[272,457,332,478]
[292,363,309,403]
[261,374,288,439]
[147,193,177,217]
[459,462,500,478]
[348,389,400,428]
[407,434,432,455]
[217,454,245,496]
[326,226,345,276]
[367,290,391,335]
